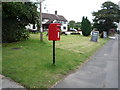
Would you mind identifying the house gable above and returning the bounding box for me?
[42,12,68,32]
[42,13,67,24]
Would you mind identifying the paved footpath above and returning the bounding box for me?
[0,74,25,89]
[54,34,119,88]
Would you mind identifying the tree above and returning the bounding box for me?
[81,16,92,36]
[74,22,81,30]
[2,2,38,43]
[92,1,120,34]
[68,20,81,30]
[68,20,76,29]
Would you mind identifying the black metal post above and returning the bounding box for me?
[53,40,55,65]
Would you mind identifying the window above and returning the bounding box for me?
[63,27,66,30]
[64,22,66,24]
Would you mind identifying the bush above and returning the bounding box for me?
[2,18,29,43]
[2,2,38,43]
[81,17,92,36]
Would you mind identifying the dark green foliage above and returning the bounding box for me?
[75,22,81,30]
[2,2,38,43]
[92,1,120,34]
[81,16,92,36]
[68,20,81,30]
[68,20,76,29]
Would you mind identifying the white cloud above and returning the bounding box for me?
[42,0,120,22]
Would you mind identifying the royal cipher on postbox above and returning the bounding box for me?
[48,23,61,41]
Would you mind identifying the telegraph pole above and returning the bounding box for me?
[118,1,120,32]
[40,0,43,41]
[35,0,45,41]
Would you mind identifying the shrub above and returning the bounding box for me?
[81,17,92,36]
[2,2,38,43]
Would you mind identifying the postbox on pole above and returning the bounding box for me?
[48,23,61,41]
[48,23,61,65]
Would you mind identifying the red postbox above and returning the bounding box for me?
[48,23,61,41]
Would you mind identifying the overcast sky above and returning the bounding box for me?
[41,0,120,22]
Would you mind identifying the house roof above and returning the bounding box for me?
[42,13,68,24]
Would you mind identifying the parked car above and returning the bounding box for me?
[69,28,77,32]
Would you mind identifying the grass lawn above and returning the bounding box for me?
[2,33,108,88]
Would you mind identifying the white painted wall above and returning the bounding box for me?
[61,21,68,32]
[42,19,49,24]
[26,20,68,32]
[25,24,37,30]
[53,20,68,32]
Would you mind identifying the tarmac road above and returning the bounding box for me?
[54,34,119,88]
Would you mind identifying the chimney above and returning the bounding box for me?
[55,11,57,15]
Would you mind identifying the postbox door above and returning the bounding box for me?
[56,26,60,40]
[48,23,61,41]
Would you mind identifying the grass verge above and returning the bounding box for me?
[2,33,108,88]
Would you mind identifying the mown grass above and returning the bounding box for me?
[2,33,108,88]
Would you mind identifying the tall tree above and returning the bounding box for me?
[68,20,81,30]
[81,16,92,36]
[74,22,81,30]
[2,2,38,43]
[68,20,76,29]
[92,1,120,34]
